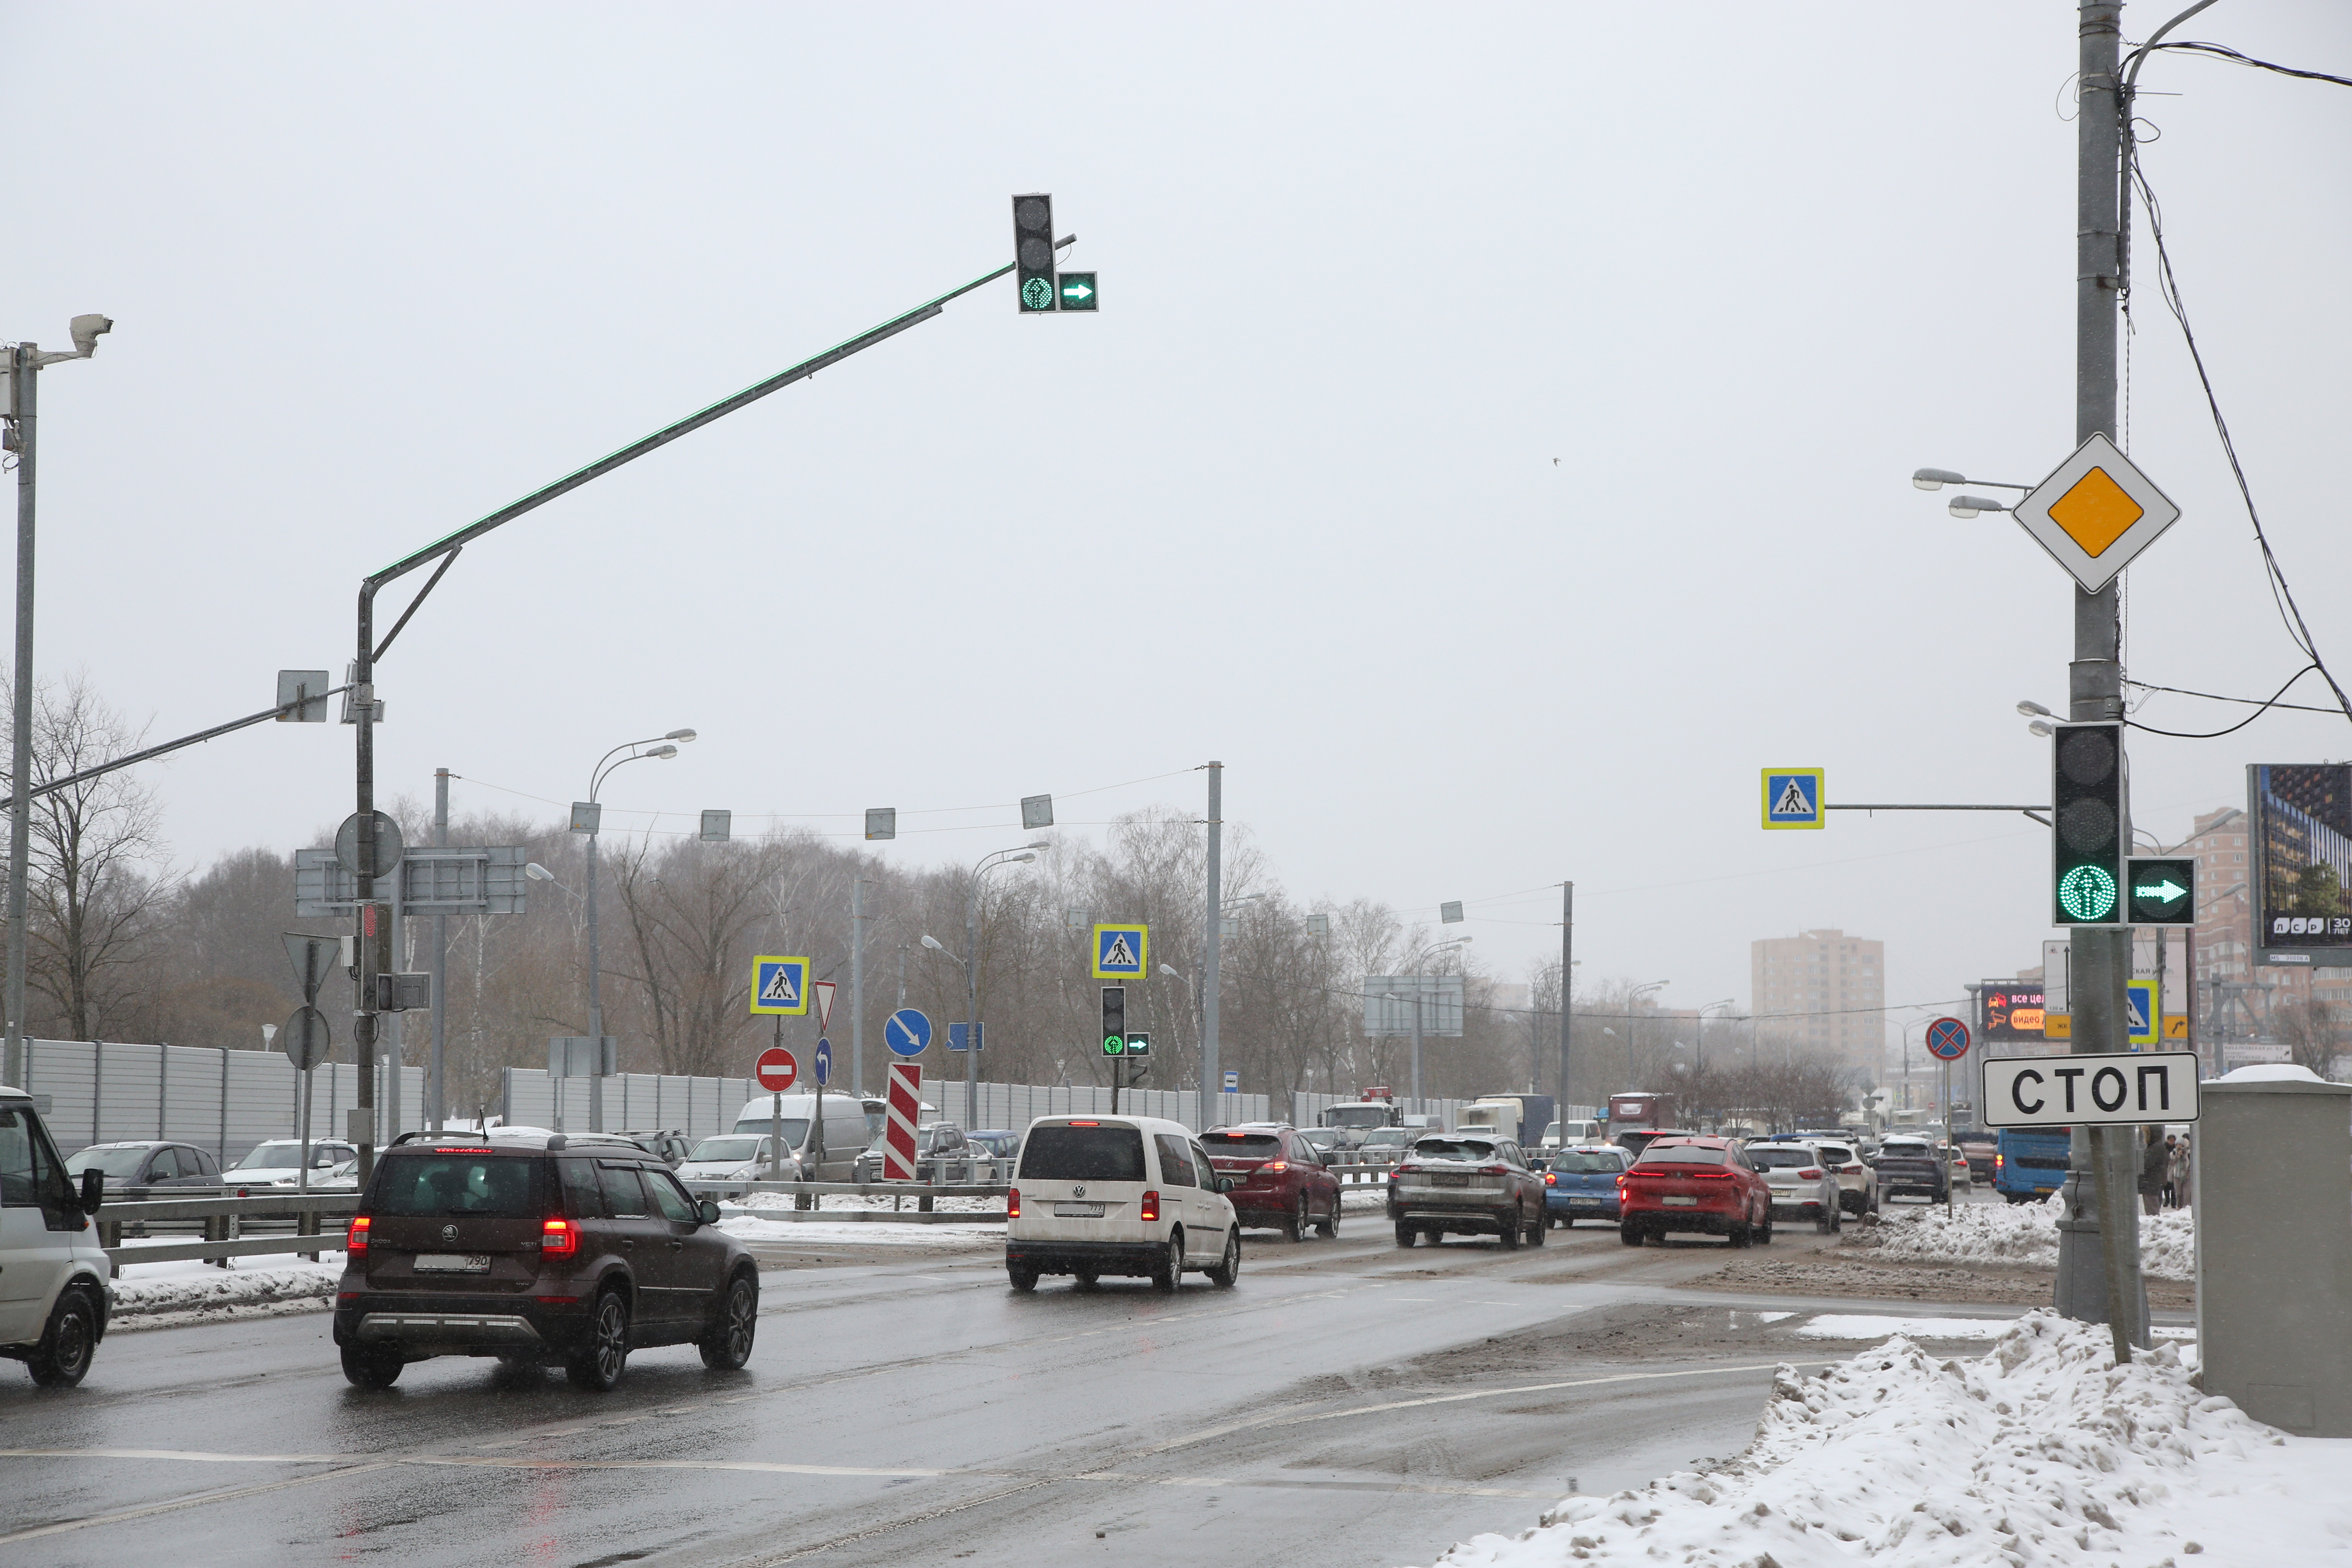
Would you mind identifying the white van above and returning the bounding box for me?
[1543,1119,1603,1149]
[727,1094,884,1182]
[2,1083,111,1385]
[1005,1115,1241,1292]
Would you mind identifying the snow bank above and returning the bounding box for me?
[1423,1313,2347,1568]
[715,1216,1003,1246]
[1865,1195,2195,1281]
[108,1258,344,1329]
[1793,1313,2196,1342]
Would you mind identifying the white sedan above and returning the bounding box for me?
[678,1134,796,1182]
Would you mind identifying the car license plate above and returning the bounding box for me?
[414,1254,491,1273]
[1662,1195,1699,1207]
[1054,1203,1106,1218]
[1569,1197,1602,1206]
[1432,1173,1469,1187]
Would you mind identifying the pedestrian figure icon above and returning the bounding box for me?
[761,967,797,1004]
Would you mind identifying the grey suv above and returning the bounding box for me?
[333,1130,757,1391]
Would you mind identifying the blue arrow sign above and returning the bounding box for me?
[884,1008,932,1057]
[813,1037,832,1086]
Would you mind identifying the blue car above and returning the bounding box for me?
[1541,1144,1630,1227]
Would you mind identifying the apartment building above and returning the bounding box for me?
[1751,929,1886,1070]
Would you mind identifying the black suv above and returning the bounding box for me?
[333,1130,757,1391]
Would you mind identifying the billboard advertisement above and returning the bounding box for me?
[2250,763,2352,968]
[1980,982,2046,1042]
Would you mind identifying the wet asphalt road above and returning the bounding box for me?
[0,1216,1879,1568]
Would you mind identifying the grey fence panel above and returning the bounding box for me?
[20,1038,419,1162]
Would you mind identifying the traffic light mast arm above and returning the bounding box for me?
[1825,803,2053,826]
[0,681,354,813]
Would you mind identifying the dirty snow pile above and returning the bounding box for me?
[1421,1313,2348,1568]
[108,1258,344,1327]
[1865,1194,2195,1280]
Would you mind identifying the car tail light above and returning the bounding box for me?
[1396,1163,1419,1175]
[1995,1154,2005,1172]
[1842,1163,1864,1174]
[1545,1172,1557,1186]
[1480,1164,1508,1176]
[346,1215,371,1253]
[1008,1188,1021,1218]
[1616,1174,1628,1189]
[1068,1120,1100,1127]
[1140,1190,1160,1223]
[540,1217,577,1256]
[1797,1169,1823,1180]
[1263,1160,1288,1173]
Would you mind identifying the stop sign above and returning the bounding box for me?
[755,1046,797,1092]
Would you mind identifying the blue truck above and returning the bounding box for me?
[1993,1127,2071,1204]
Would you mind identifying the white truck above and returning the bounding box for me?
[1,1082,111,1385]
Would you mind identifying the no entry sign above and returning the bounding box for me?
[755,1046,797,1093]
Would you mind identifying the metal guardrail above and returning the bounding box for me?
[95,1191,358,1276]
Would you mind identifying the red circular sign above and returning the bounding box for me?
[755,1047,797,1091]
[1924,1017,1972,1062]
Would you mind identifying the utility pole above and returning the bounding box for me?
[2053,0,2148,1358]
[431,768,449,1132]
[1557,882,1574,1110]
[851,875,866,1098]
[3,316,109,1090]
[1200,761,1223,1133]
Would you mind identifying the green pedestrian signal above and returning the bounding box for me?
[1021,276,1055,311]
[2051,722,2126,926]
[1101,984,1125,1056]
[2126,856,2196,925]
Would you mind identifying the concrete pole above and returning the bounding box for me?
[430,768,448,1131]
[587,822,604,1133]
[1410,987,1423,1112]
[1557,882,1573,1111]
[4,346,36,1091]
[851,875,866,1098]
[963,877,980,1131]
[2053,0,2147,1359]
[1202,762,1223,1132]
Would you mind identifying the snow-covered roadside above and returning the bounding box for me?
[716,1215,1004,1246]
[1862,1194,2195,1280]
[107,1256,345,1330]
[1421,1313,2346,1568]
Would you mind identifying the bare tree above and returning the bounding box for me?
[2274,999,2343,1080]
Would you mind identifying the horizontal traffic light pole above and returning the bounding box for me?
[0,683,354,813]
[1827,802,2051,824]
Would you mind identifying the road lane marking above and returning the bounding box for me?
[0,1460,398,1545]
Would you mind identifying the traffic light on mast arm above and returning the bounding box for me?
[2052,722,2126,925]
[1014,193,1056,313]
[1101,985,1126,1055]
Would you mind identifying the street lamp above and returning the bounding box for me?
[924,843,1046,1129]
[572,729,692,1131]
[1391,933,1471,1114]
[4,314,114,1090]
[1615,980,1670,1087]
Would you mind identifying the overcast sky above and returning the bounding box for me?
[9,2,2350,1057]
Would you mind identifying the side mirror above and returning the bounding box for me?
[698,1198,722,1226]
[1216,1176,1240,1194]
[79,1167,105,1215]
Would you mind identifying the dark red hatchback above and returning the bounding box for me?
[1617,1136,1774,1247]
[1200,1125,1341,1241]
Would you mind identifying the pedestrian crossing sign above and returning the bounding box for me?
[750,956,811,1016]
[1092,923,1148,980]
[1762,768,1825,829]
[2127,979,2158,1048]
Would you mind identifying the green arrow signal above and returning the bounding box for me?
[2134,878,2187,903]
[1062,281,1092,301]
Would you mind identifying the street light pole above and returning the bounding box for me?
[3,316,109,1090]
[1200,761,1223,1133]
[941,844,1043,1130]
[579,732,691,1132]
[1557,881,1573,1111]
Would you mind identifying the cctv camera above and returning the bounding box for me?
[68,315,114,358]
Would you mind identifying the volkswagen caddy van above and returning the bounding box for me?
[1004,1115,1241,1292]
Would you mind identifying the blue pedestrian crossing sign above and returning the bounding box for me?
[1093,922,1148,980]
[2126,980,2159,1048]
[749,956,811,1016]
[885,1008,932,1057]
[813,1038,832,1086]
[1762,768,1825,829]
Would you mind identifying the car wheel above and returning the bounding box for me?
[699,1272,758,1370]
[1007,1263,1039,1292]
[1151,1232,1183,1294]
[1282,1193,1307,1243]
[1815,1206,1835,1234]
[566,1288,630,1391]
[1756,1209,1774,1245]
[1205,1228,1241,1287]
[1394,1222,1417,1248]
[27,1287,100,1388]
[1497,1213,1522,1251]
[1829,1203,1842,1234]
[1525,1210,1546,1248]
[1619,1221,1644,1247]
[340,1343,403,1390]
[1729,1219,1752,1248]
[1315,1195,1338,1239]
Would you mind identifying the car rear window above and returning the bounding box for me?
[372,1153,541,1217]
[1019,1125,1147,1182]
[1201,1133,1282,1152]
[1551,1151,1623,1173]
[1748,1148,1818,1169]
[1882,1142,1931,1157]
[1410,1139,1499,1163]
[1634,1143,1726,1166]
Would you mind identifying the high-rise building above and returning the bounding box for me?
[1751,929,1886,1070]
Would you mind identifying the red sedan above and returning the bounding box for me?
[1617,1136,1774,1247]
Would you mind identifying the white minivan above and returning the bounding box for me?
[727,1094,884,1181]
[1,1083,111,1385]
[1005,1115,1241,1292]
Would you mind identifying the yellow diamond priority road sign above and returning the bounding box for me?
[2010,433,2180,593]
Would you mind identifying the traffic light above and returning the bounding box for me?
[1013,193,1056,314]
[2127,856,2196,925]
[1101,985,1126,1055]
[1125,1030,1150,1057]
[2052,722,2126,924]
